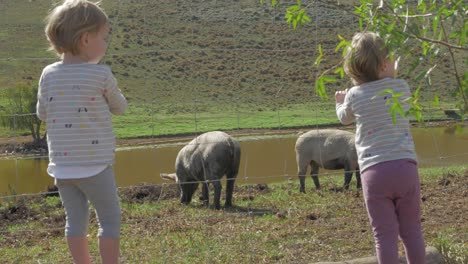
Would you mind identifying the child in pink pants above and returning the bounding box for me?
[335,31,426,263]
[362,159,425,263]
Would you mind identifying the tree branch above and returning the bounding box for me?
[411,34,468,51]
[382,2,468,51]
[393,13,434,18]
[440,21,468,112]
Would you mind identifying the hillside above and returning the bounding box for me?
[0,0,463,138]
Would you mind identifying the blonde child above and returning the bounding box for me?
[335,32,426,263]
[36,0,127,263]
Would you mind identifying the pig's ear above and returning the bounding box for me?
[160,173,178,183]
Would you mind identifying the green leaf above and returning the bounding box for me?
[271,0,278,8]
[285,3,310,29]
[414,110,422,122]
[459,25,466,46]
[334,67,345,79]
[390,103,398,124]
[414,85,422,99]
[314,44,323,66]
[321,75,337,83]
[376,88,396,98]
[336,35,351,57]
[394,101,406,118]
[407,58,421,75]
[449,31,459,39]
[388,21,396,33]
[438,30,444,41]
[418,0,427,13]
[315,77,328,99]
[415,70,427,81]
[422,41,431,56]
[432,15,439,37]
[315,75,337,99]
[432,95,440,107]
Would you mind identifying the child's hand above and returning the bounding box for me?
[335,89,348,104]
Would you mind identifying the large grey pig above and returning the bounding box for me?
[161,131,241,209]
[295,129,361,193]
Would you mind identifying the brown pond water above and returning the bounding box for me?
[1,126,467,195]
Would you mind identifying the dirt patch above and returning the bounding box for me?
[119,183,271,204]
[420,171,468,246]
[120,183,180,203]
[0,170,466,261]
[0,203,37,223]
[234,183,271,202]
[0,196,63,234]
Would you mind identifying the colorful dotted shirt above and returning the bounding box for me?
[336,78,417,172]
[36,62,127,177]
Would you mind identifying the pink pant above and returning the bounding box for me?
[361,159,426,264]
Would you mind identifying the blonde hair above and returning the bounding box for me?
[45,0,108,56]
[344,32,389,85]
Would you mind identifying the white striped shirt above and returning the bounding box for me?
[336,78,417,172]
[36,62,127,178]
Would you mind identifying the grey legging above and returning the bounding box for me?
[55,166,121,238]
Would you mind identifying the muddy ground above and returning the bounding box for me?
[0,170,466,257]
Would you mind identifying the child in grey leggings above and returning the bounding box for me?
[37,1,127,262]
[55,166,121,239]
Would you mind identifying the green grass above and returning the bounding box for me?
[0,1,464,141]
[0,2,465,262]
[0,99,454,139]
[434,230,468,264]
[0,165,466,263]
[110,100,454,139]
[111,101,341,138]
[418,165,467,182]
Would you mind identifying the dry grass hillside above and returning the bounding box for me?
[0,0,461,109]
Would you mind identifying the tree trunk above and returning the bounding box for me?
[30,119,46,148]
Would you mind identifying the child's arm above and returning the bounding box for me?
[335,89,355,125]
[36,74,47,121]
[103,70,127,115]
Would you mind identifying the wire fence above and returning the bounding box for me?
[0,154,467,201]
[0,173,466,264]
[1,171,465,233]
[0,0,467,262]
[0,0,466,209]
